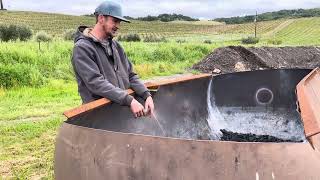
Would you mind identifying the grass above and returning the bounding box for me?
[275,17,320,45]
[0,80,80,179]
[0,41,218,89]
[123,42,217,78]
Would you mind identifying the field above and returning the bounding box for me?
[0,10,320,179]
[1,11,320,45]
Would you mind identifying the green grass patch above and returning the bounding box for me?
[275,17,320,45]
[0,41,217,87]
[0,80,80,179]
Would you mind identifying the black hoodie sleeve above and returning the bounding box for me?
[72,41,134,106]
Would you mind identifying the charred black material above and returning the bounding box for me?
[220,129,303,143]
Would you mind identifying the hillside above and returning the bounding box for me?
[0,10,320,45]
[0,11,227,36]
[214,8,320,24]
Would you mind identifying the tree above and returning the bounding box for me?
[35,31,52,51]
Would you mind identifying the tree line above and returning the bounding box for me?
[85,13,199,22]
[214,8,320,24]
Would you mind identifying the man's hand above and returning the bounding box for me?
[130,99,145,118]
[144,96,155,117]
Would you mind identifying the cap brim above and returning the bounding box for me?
[113,16,131,23]
[95,13,131,23]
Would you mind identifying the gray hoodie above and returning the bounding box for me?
[72,26,151,106]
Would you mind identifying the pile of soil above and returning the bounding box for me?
[220,129,302,143]
[193,46,320,74]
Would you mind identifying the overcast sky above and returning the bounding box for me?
[4,0,320,19]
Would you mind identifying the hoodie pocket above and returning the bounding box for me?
[119,72,130,89]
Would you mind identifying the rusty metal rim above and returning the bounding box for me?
[302,68,320,85]
[296,68,320,137]
[296,68,320,150]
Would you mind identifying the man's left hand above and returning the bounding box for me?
[144,96,154,117]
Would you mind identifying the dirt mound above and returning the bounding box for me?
[193,46,320,74]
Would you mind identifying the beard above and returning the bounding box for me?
[103,24,117,38]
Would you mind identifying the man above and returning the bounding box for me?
[72,1,154,118]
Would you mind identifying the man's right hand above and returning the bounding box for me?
[130,99,145,118]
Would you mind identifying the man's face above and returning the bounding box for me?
[100,15,121,38]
